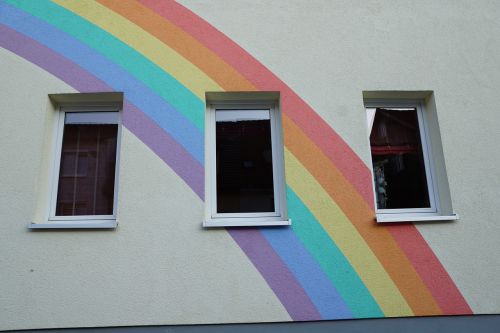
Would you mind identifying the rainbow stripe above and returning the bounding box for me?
[0,0,472,320]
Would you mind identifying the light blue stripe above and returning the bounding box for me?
[1,0,383,318]
[0,1,204,164]
[5,0,204,130]
[261,227,353,319]
[286,187,384,318]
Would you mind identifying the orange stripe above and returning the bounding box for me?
[139,0,376,206]
[102,0,448,315]
[98,0,256,91]
[388,225,472,315]
[283,115,442,316]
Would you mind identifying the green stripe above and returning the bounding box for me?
[7,0,204,130]
[286,186,384,318]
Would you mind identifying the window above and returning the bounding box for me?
[366,99,458,223]
[38,105,121,228]
[204,93,289,227]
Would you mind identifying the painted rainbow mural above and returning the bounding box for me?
[0,0,472,320]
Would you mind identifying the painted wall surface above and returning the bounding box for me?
[1,0,499,330]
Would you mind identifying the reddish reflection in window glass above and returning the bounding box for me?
[370,108,430,209]
[216,115,275,213]
[56,124,118,216]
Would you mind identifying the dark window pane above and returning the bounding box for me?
[370,108,430,209]
[56,124,118,216]
[216,110,275,213]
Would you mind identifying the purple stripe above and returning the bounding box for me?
[0,25,111,93]
[228,228,322,321]
[0,24,204,197]
[1,24,316,318]
[123,100,204,198]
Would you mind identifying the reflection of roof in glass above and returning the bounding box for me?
[370,108,421,147]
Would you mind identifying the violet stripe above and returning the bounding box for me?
[1,24,315,318]
[0,24,111,93]
[123,100,204,199]
[0,24,204,197]
[228,228,322,321]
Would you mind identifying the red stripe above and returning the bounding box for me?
[138,0,472,315]
[138,0,374,209]
[388,224,473,314]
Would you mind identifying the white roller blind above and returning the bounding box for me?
[216,109,270,122]
[65,112,119,124]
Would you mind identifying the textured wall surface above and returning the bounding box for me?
[1,0,499,331]
[178,0,500,314]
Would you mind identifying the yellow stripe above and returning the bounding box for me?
[53,0,411,316]
[285,149,413,316]
[53,0,222,98]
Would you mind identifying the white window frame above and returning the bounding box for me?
[203,99,290,227]
[32,104,122,229]
[365,100,457,223]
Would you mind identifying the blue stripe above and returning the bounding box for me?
[260,227,353,319]
[286,187,384,318]
[6,0,204,129]
[0,1,204,164]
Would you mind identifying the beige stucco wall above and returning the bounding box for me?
[180,0,500,313]
[2,1,500,330]
[0,47,290,330]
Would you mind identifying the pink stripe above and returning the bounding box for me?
[388,225,472,315]
[138,2,474,315]
[139,0,374,208]
[133,2,339,318]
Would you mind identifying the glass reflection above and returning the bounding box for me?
[216,110,275,213]
[370,108,430,209]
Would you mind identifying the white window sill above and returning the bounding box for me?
[203,219,291,228]
[29,219,118,229]
[376,214,459,223]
